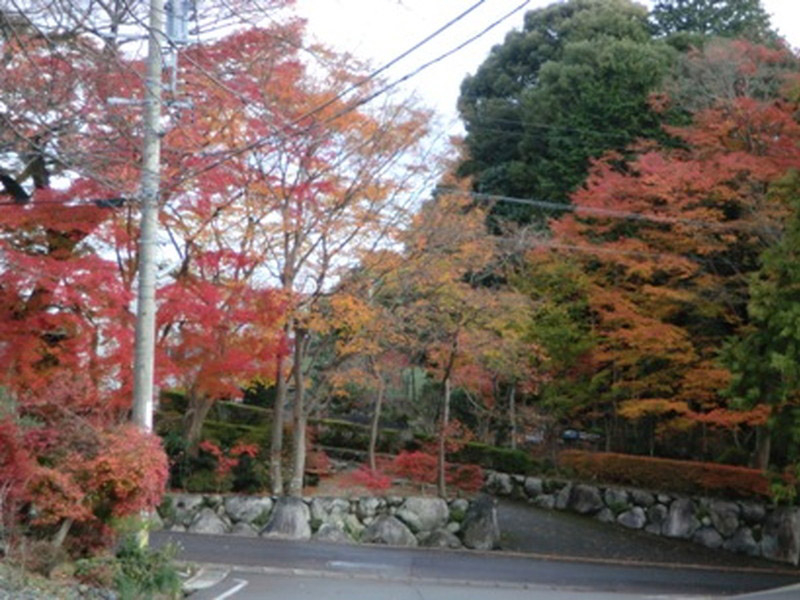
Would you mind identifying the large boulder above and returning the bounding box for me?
[617,507,646,530]
[169,493,205,527]
[461,495,499,550]
[419,528,462,549]
[486,472,514,496]
[761,507,800,565]
[224,496,273,525]
[343,513,365,540]
[310,497,350,528]
[708,500,740,538]
[361,515,417,547]
[357,497,383,521]
[596,508,615,524]
[693,527,723,549]
[312,523,353,544]
[723,527,760,557]
[663,498,699,539]
[630,489,655,507]
[647,504,668,527]
[568,485,604,515]
[604,488,629,509]
[739,501,766,525]
[397,497,449,533]
[261,497,311,541]
[523,477,543,498]
[555,484,573,510]
[449,498,470,522]
[188,507,228,535]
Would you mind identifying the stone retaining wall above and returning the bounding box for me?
[157,493,499,550]
[484,471,800,565]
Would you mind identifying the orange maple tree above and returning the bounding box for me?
[549,39,800,459]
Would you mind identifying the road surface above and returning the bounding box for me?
[152,531,800,598]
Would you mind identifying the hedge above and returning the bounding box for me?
[209,401,271,426]
[559,450,771,500]
[201,420,271,447]
[311,418,404,454]
[454,442,541,475]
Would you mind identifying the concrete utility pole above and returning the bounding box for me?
[132,0,165,434]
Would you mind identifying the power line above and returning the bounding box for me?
[292,0,490,125]
[438,187,771,233]
[316,1,532,131]
[0,183,772,237]
[180,1,531,182]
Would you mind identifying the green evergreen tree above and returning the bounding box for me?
[723,175,800,470]
[651,0,776,45]
[457,0,674,227]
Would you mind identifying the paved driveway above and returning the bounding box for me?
[497,498,799,572]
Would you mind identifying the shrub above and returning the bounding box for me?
[346,465,392,492]
[17,423,168,556]
[209,401,271,426]
[389,451,438,485]
[114,536,182,599]
[446,463,484,493]
[454,442,539,475]
[76,536,182,599]
[311,418,404,454]
[559,450,772,500]
[231,452,270,493]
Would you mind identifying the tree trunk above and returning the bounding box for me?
[368,378,385,472]
[52,518,73,549]
[437,376,451,498]
[269,347,289,495]
[508,384,517,450]
[184,392,213,455]
[288,329,307,497]
[752,425,771,471]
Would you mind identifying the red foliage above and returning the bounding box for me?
[346,465,392,492]
[390,451,438,485]
[0,419,36,530]
[85,426,168,519]
[446,463,485,493]
[23,424,168,528]
[197,440,260,486]
[305,447,332,475]
[559,450,770,499]
[388,451,484,493]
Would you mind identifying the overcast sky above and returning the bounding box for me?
[294,0,800,136]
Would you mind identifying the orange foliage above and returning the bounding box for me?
[560,450,770,499]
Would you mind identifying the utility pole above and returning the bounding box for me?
[132,0,165,434]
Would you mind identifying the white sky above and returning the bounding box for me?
[295,0,800,137]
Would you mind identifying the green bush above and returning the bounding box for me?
[76,536,182,600]
[184,469,232,494]
[312,419,404,454]
[202,420,270,447]
[209,401,272,427]
[231,453,270,493]
[114,536,182,600]
[454,442,540,475]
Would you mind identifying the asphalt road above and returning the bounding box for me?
[496,499,794,570]
[152,531,800,597]
[185,570,723,600]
